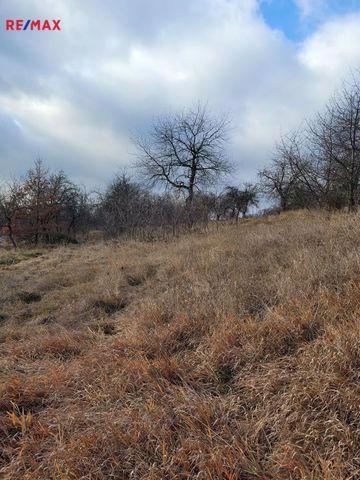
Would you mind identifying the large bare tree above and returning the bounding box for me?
[135,104,231,206]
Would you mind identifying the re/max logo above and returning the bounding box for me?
[5,19,62,31]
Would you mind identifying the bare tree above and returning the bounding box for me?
[135,104,231,207]
[0,160,91,246]
[98,174,148,237]
[224,184,258,220]
[21,159,51,244]
[306,108,346,209]
[259,143,298,212]
[327,78,360,211]
[203,192,229,221]
[281,132,326,208]
[0,180,25,248]
[260,73,360,212]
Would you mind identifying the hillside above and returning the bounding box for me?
[0,211,359,480]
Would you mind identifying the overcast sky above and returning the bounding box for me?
[1,0,360,187]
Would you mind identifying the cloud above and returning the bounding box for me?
[300,12,360,76]
[0,0,360,187]
[294,0,328,19]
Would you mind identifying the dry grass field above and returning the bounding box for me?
[0,211,360,480]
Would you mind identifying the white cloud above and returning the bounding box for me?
[300,12,360,76]
[0,92,132,176]
[0,0,360,185]
[294,0,328,19]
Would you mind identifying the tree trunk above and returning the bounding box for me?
[7,224,17,249]
[348,186,356,212]
[280,195,287,212]
[187,162,196,207]
[186,186,194,208]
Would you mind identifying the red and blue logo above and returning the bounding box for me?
[5,19,61,31]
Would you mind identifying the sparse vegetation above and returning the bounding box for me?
[1,210,360,479]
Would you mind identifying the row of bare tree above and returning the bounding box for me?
[1,105,257,247]
[259,76,360,212]
[98,174,258,240]
[0,167,256,247]
[2,74,359,247]
[0,164,256,248]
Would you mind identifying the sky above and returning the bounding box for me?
[1,0,360,188]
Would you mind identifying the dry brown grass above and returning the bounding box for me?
[1,211,360,479]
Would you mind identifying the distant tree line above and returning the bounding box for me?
[2,75,360,248]
[0,105,258,247]
[0,162,256,247]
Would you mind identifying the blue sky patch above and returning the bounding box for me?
[260,0,360,41]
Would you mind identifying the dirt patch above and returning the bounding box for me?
[18,292,42,304]
[93,299,127,314]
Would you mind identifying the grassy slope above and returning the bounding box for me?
[0,211,359,480]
